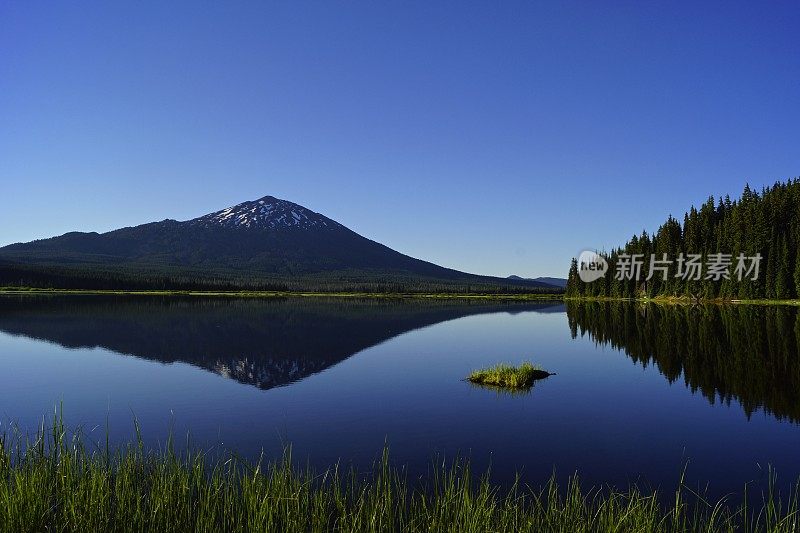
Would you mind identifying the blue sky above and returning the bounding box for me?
[1,1,798,277]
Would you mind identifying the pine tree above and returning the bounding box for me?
[775,238,791,300]
[566,258,580,297]
[574,178,800,301]
[794,252,800,300]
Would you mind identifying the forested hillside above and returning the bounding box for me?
[0,260,555,294]
[566,179,800,299]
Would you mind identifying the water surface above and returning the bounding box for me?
[1,295,798,497]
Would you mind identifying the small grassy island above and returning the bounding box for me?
[467,362,552,389]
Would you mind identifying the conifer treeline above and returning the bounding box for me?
[566,178,800,299]
[0,261,556,295]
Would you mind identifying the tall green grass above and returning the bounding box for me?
[467,361,551,389]
[0,417,799,532]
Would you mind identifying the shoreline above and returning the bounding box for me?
[4,288,800,305]
[5,287,800,305]
[565,295,800,306]
[0,287,564,300]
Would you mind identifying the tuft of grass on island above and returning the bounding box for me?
[467,362,553,389]
[3,417,800,532]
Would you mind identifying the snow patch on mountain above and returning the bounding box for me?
[189,195,336,230]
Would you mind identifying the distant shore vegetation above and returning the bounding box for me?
[0,262,560,295]
[0,286,563,300]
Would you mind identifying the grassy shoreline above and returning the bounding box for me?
[565,295,800,306]
[5,287,800,305]
[2,421,799,532]
[0,286,564,300]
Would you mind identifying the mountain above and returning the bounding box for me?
[508,275,567,288]
[0,195,557,293]
[533,277,567,288]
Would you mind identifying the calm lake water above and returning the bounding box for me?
[1,295,799,497]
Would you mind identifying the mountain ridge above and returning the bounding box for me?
[508,275,567,288]
[0,195,560,293]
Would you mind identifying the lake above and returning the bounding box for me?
[1,295,799,498]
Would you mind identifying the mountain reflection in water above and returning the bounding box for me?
[0,295,562,390]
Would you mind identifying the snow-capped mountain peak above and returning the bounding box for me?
[189,195,335,230]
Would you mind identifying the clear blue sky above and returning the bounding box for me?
[2,2,798,278]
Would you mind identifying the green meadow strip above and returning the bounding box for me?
[0,286,564,300]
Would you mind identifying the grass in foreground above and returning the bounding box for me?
[2,420,800,532]
[467,361,552,389]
